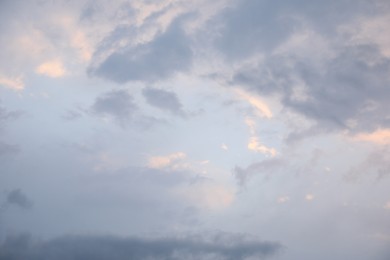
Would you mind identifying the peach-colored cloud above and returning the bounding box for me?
[248,137,277,157]
[353,129,390,145]
[0,74,24,90]
[235,89,273,118]
[305,194,314,201]
[36,60,66,78]
[148,152,186,169]
[245,117,277,156]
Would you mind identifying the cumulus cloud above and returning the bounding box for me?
[142,87,187,117]
[0,232,283,260]
[90,17,193,83]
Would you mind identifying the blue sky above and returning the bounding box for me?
[1,0,390,259]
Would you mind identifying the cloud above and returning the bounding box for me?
[247,137,277,157]
[0,232,283,260]
[142,87,187,117]
[6,189,33,209]
[234,158,286,186]
[346,145,390,180]
[234,89,273,119]
[277,196,290,204]
[0,101,22,156]
[0,142,19,156]
[0,74,24,91]
[353,129,390,145]
[148,152,187,169]
[91,89,137,125]
[89,17,193,83]
[305,194,314,201]
[35,60,66,78]
[204,0,390,139]
[244,117,277,157]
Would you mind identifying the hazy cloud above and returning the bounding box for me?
[142,87,186,117]
[6,189,33,209]
[0,232,283,260]
[91,89,137,124]
[0,142,19,156]
[234,158,287,186]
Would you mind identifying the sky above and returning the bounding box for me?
[0,0,390,259]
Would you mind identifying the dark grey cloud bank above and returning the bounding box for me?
[0,232,282,260]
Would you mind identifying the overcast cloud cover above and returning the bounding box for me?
[1,0,390,259]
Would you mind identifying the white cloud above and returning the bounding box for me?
[221,143,228,151]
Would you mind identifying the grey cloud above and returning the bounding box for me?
[0,101,22,156]
[62,109,84,121]
[346,145,390,181]
[142,87,186,117]
[0,101,22,127]
[214,0,294,60]
[210,0,390,137]
[91,89,137,124]
[0,232,283,260]
[0,142,19,156]
[213,0,376,60]
[232,44,390,135]
[234,158,287,186]
[6,189,33,209]
[90,18,193,83]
